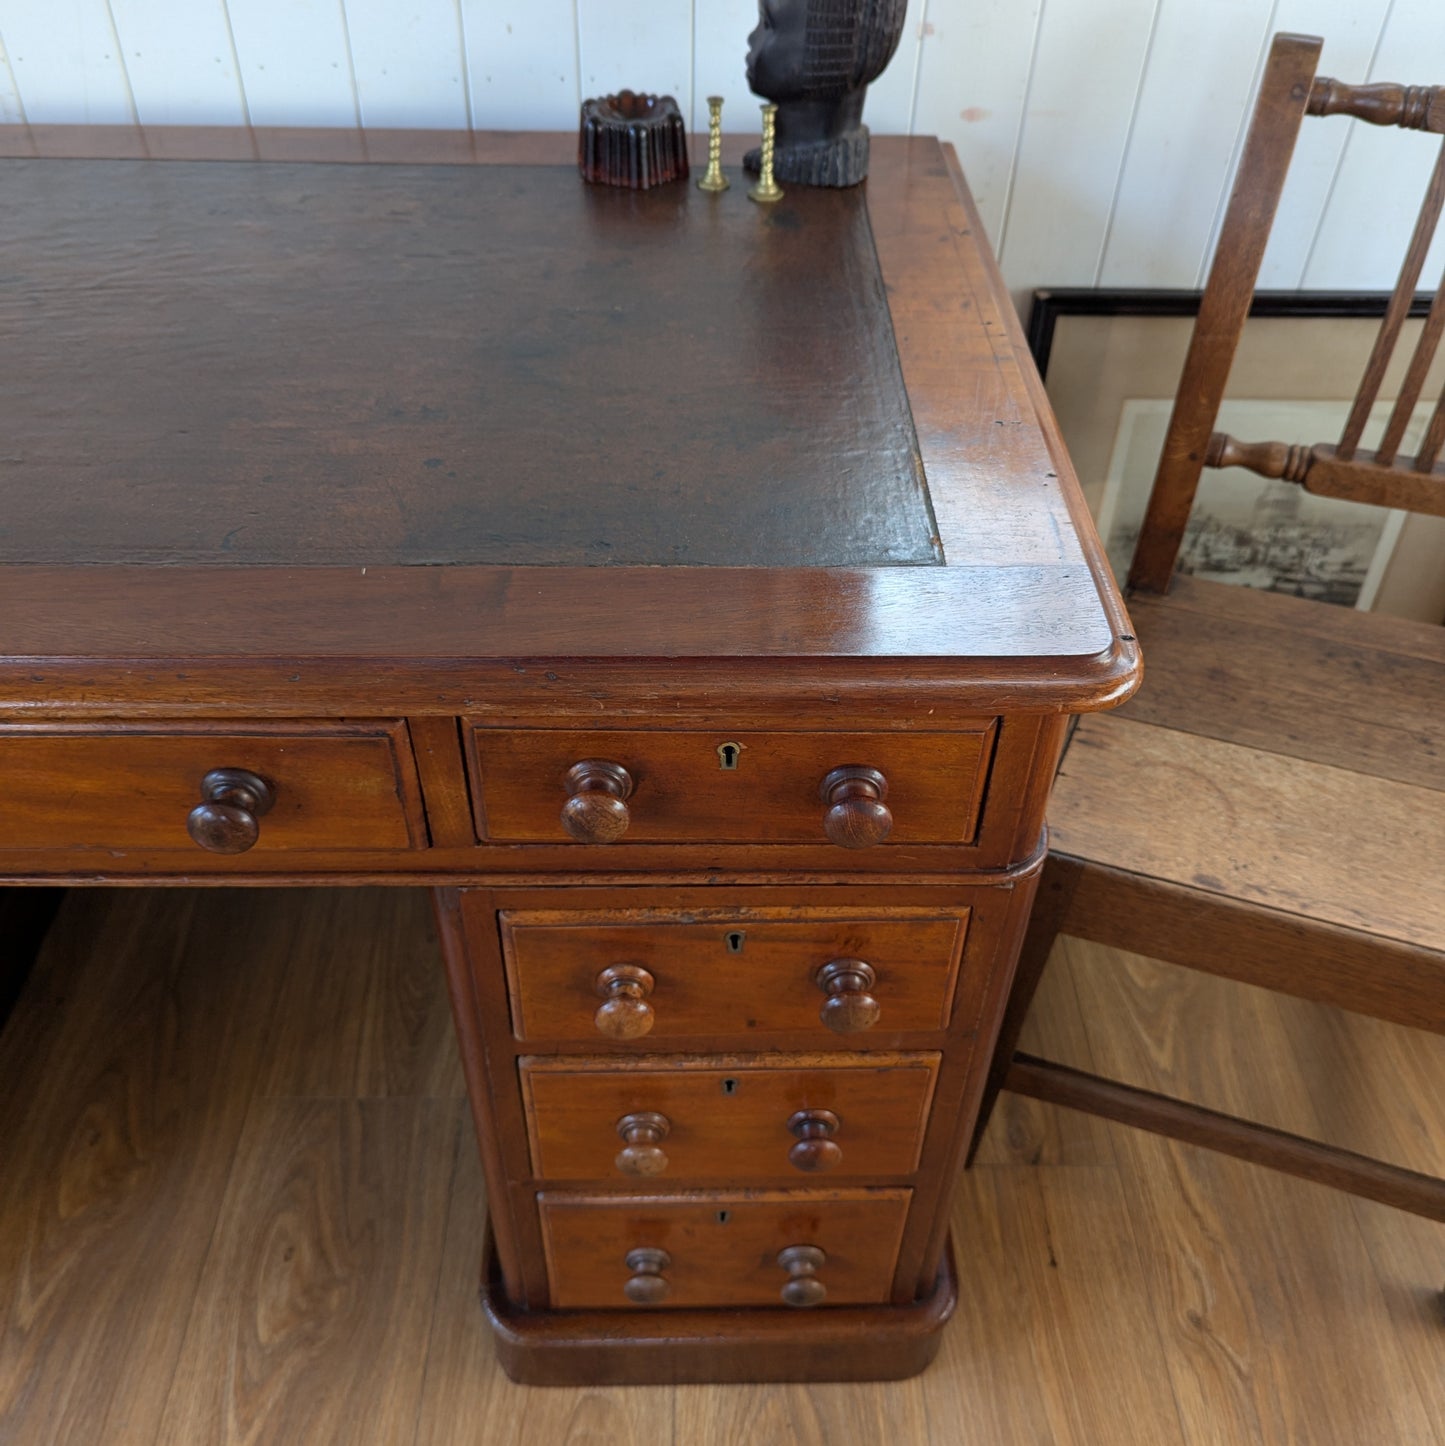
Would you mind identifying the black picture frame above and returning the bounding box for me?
[1024,288,1444,621]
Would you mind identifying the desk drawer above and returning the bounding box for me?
[539,1189,911,1309]
[466,726,997,848]
[501,905,968,1043]
[0,721,427,854]
[520,1053,938,1182]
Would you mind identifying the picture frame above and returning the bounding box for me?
[1028,289,1445,623]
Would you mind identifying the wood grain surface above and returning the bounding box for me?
[1,889,1439,1444]
[154,1098,461,1446]
[519,1052,939,1183]
[0,888,62,1030]
[1049,715,1444,951]
[1058,937,1445,1445]
[468,725,996,846]
[0,714,1061,882]
[501,904,966,1043]
[537,1190,911,1310]
[1122,576,1445,789]
[446,877,1040,1313]
[0,721,427,854]
[0,129,1138,715]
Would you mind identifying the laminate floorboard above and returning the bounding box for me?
[156,1097,462,1446]
[0,892,298,1446]
[413,1126,674,1446]
[936,1164,1184,1445]
[1061,939,1445,1446]
[250,890,463,1102]
[971,945,1119,1170]
[0,889,1438,1445]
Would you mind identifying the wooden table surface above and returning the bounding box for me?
[0,128,1136,717]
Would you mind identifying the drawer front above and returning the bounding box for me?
[502,906,968,1043]
[539,1189,911,1309]
[0,721,427,853]
[520,1053,939,1181]
[467,726,997,846]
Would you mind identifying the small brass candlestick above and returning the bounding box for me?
[697,96,729,192]
[748,103,784,204]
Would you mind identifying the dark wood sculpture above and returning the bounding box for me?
[974,32,1445,1227]
[744,0,906,186]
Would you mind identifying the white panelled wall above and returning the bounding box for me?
[1,1,1444,300]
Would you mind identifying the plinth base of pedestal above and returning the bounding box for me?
[480,1231,957,1386]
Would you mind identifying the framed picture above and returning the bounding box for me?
[1029,289,1445,623]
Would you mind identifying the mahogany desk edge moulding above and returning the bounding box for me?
[0,126,1137,1385]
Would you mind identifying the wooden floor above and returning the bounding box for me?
[0,889,1439,1445]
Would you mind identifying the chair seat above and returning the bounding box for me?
[977,31,1445,1222]
[1048,576,1445,956]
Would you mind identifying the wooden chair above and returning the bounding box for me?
[972,31,1445,1223]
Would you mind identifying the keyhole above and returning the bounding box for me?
[725,930,745,954]
[716,1209,731,1224]
[717,742,741,770]
[721,1077,739,1095]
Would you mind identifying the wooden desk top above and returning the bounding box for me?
[0,129,1136,716]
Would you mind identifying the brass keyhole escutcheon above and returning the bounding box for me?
[716,741,742,770]
[724,930,745,954]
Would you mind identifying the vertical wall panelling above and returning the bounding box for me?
[692,0,761,138]
[1303,0,1445,291]
[3,2,1445,304]
[994,0,1159,292]
[226,0,361,128]
[1,0,137,125]
[1096,0,1276,289]
[459,0,580,131]
[343,0,470,129]
[0,27,26,125]
[910,0,1043,248]
[576,0,690,122]
[108,0,248,127]
[1253,0,1393,288]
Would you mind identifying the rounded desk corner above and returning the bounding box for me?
[1079,631,1144,713]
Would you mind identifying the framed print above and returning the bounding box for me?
[1029,289,1445,623]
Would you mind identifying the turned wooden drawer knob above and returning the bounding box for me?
[623,1246,672,1305]
[819,766,892,849]
[777,1245,827,1307]
[787,1108,842,1172]
[816,959,880,1034]
[594,965,656,1039]
[186,768,275,854]
[561,759,634,843]
[615,1110,671,1176]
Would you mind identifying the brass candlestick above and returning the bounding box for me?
[748,103,784,204]
[697,96,729,192]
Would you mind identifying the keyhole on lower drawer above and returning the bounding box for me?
[721,1077,739,1096]
[715,1209,731,1224]
[716,742,741,770]
[725,930,745,954]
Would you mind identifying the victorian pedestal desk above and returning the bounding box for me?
[0,127,1138,1385]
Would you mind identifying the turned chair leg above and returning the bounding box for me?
[965,855,1082,1166]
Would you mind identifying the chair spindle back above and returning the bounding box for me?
[1129,33,1445,597]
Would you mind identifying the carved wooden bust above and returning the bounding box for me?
[744,0,907,187]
